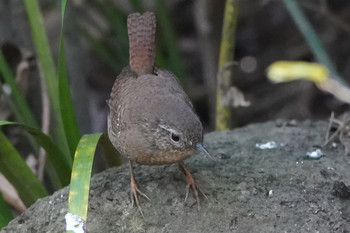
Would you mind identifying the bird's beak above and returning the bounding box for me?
[197,143,213,160]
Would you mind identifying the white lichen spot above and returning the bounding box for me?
[65,212,86,233]
[268,190,273,196]
[306,149,323,159]
[255,141,278,149]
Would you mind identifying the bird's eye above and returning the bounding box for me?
[171,132,180,142]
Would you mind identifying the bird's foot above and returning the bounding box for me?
[130,176,150,217]
[179,161,207,210]
[129,161,149,217]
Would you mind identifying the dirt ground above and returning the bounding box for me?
[1,120,350,233]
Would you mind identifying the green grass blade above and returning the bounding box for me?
[100,2,129,64]
[58,0,81,156]
[67,134,101,227]
[79,27,120,70]
[61,0,68,24]
[66,133,121,231]
[79,1,128,70]
[23,0,58,111]
[0,121,72,187]
[0,51,38,128]
[0,131,48,207]
[129,0,142,12]
[0,82,24,124]
[58,39,80,156]
[0,193,13,230]
[282,0,345,85]
[23,0,71,159]
[155,0,186,79]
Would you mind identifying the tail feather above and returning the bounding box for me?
[127,12,156,75]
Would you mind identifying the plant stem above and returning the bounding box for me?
[216,0,238,130]
[282,0,345,85]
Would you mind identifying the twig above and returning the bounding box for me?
[323,112,350,156]
[37,65,50,181]
[324,112,334,145]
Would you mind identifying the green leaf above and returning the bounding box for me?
[0,193,13,230]
[0,130,48,207]
[79,27,121,70]
[0,51,38,128]
[67,134,101,221]
[61,0,68,25]
[58,0,80,156]
[77,0,129,71]
[0,121,72,187]
[155,0,186,79]
[67,133,121,228]
[282,0,345,86]
[129,0,142,12]
[23,0,58,109]
[23,0,71,159]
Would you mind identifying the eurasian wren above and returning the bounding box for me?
[107,12,209,214]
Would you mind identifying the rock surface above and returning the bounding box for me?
[2,121,350,233]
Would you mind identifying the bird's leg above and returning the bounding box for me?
[178,161,206,210]
[129,161,149,217]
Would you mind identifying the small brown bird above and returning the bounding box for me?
[107,12,210,214]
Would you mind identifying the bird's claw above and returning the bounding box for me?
[179,161,207,210]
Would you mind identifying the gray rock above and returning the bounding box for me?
[2,121,350,233]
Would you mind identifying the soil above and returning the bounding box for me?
[1,120,350,233]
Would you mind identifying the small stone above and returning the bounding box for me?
[287,120,298,126]
[275,119,284,127]
[331,181,350,199]
[268,190,273,196]
[216,153,229,160]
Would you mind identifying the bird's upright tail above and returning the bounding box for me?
[127,12,156,75]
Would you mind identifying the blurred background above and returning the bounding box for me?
[1,0,350,135]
